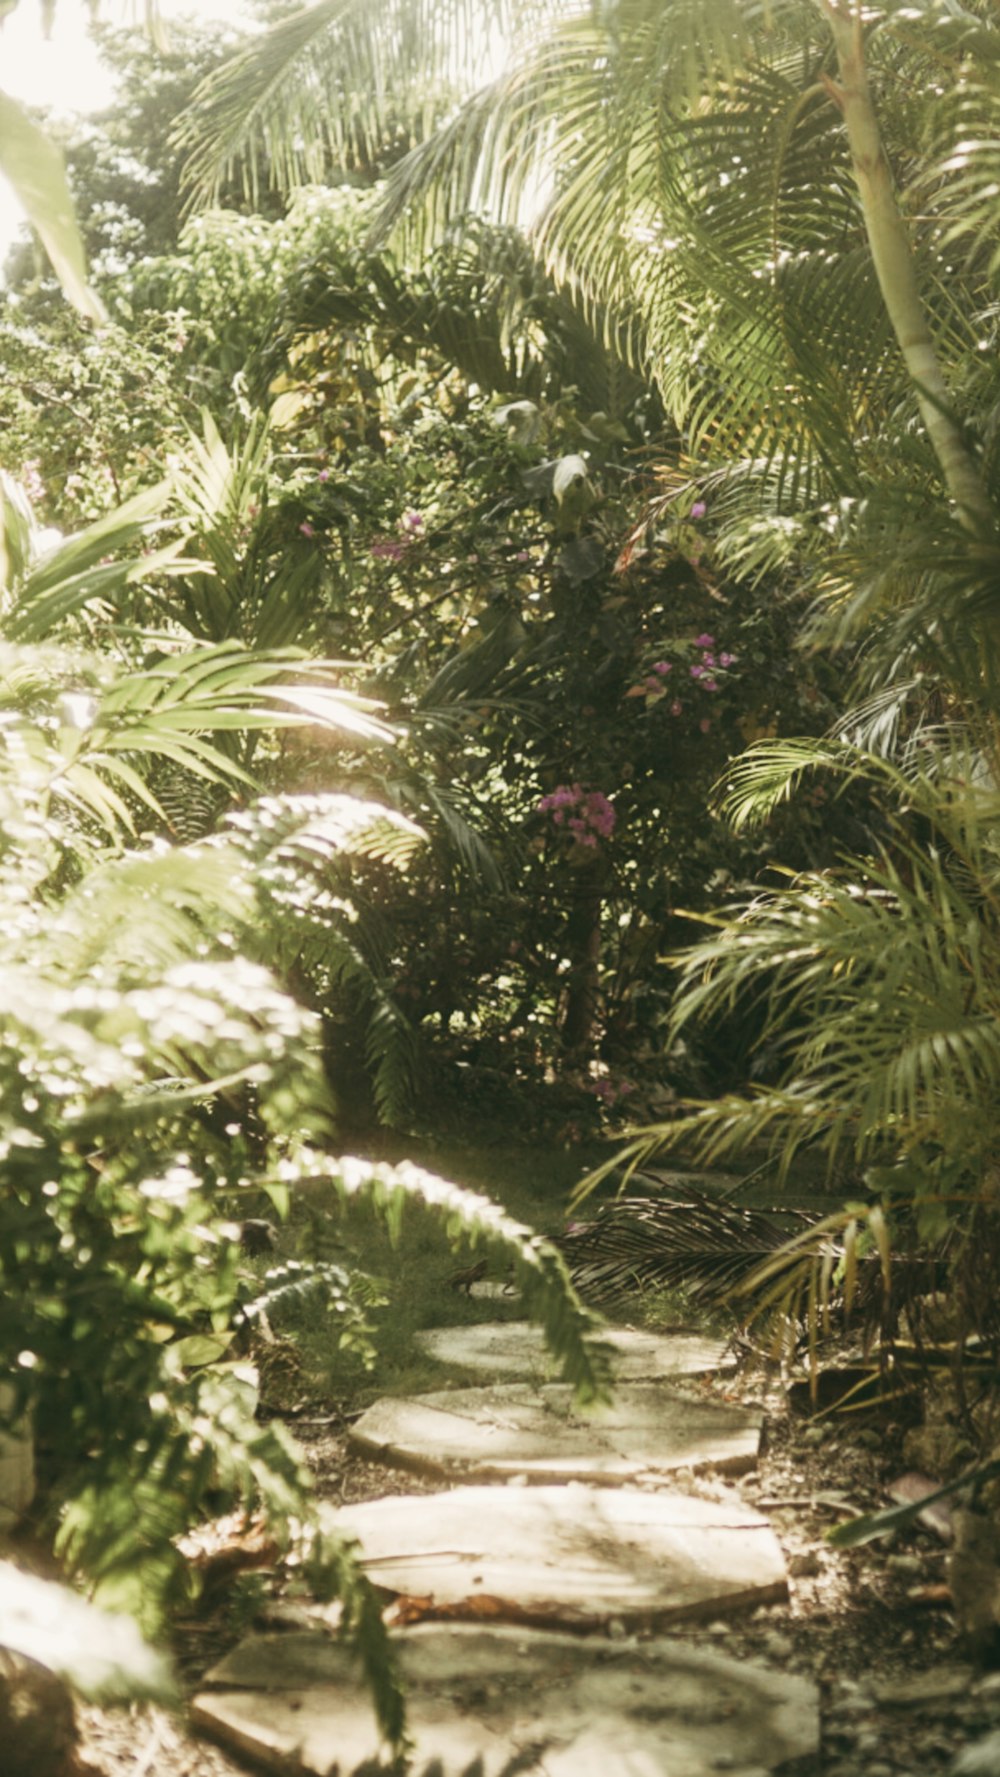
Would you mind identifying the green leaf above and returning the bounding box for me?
[0,1561,175,1704]
[0,93,104,323]
[827,1459,1000,1548]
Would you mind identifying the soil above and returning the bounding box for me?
[69,1360,1000,1777]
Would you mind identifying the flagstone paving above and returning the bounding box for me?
[194,1624,820,1777]
[349,1378,762,1483]
[195,1307,821,1775]
[415,1321,734,1382]
[332,1481,787,1628]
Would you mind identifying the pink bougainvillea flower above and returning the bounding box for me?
[690,663,705,679]
[403,510,424,531]
[690,501,707,519]
[694,633,715,648]
[652,660,672,675]
[701,652,716,667]
[299,521,316,537]
[701,677,719,692]
[584,791,616,837]
[719,652,736,667]
[317,468,330,482]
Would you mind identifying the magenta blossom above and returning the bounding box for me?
[652,660,672,675]
[690,663,705,679]
[539,784,615,845]
[719,652,736,667]
[299,521,316,538]
[404,510,424,532]
[701,677,719,692]
[371,538,407,561]
[690,501,707,519]
[694,633,715,648]
[318,468,330,483]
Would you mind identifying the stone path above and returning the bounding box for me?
[195,1325,822,1775]
[414,1319,735,1381]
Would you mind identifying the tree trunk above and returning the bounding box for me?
[560,858,605,1055]
[819,0,993,533]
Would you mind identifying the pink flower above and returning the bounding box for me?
[719,652,736,667]
[652,660,672,675]
[299,521,316,537]
[371,538,406,560]
[317,468,330,483]
[583,791,616,838]
[404,510,424,532]
[701,653,716,667]
[701,677,719,692]
[694,633,715,648]
[690,663,705,679]
[690,501,706,519]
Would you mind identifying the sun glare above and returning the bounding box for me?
[0,0,253,254]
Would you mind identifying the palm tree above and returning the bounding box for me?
[177,0,1000,1358]
[178,0,1000,557]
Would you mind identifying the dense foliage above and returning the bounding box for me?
[8,0,1000,1735]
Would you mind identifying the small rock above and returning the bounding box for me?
[875,1667,971,1706]
[954,1735,1000,1777]
[763,1631,794,1659]
[0,1650,78,1777]
[707,1620,731,1635]
[886,1553,925,1577]
[828,1693,874,1717]
[802,1423,833,1446]
[788,1549,822,1577]
[853,1730,882,1755]
[854,1428,883,1450]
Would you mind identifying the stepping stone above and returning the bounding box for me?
[334,1483,788,1628]
[468,1278,520,1302]
[349,1380,762,1483]
[194,1624,819,1777]
[415,1320,733,1382]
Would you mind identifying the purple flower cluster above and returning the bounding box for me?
[538,784,616,849]
[369,508,425,562]
[640,632,737,729]
[583,1075,635,1105]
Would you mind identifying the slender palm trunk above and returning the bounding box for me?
[561,857,605,1055]
[818,0,993,533]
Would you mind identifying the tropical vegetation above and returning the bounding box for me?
[5,0,1000,1742]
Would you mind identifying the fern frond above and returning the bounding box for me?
[322,1155,614,1406]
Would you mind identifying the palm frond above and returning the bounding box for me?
[176,0,547,207]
